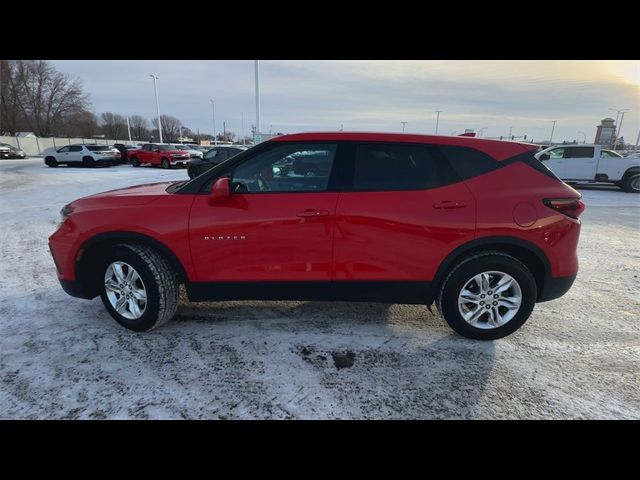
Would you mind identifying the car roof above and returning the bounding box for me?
[269,131,538,161]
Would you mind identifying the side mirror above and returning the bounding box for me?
[211,177,231,199]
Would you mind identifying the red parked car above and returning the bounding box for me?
[127,143,191,168]
[49,132,584,339]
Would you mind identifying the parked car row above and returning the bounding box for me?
[42,142,243,170]
[0,143,27,159]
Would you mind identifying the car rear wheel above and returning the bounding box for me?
[436,251,537,340]
[161,158,170,169]
[623,173,640,193]
[130,156,140,167]
[99,244,179,332]
[82,156,95,168]
[45,156,58,167]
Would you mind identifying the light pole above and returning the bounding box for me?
[613,110,630,150]
[550,120,557,144]
[150,74,163,144]
[508,126,513,140]
[126,117,132,142]
[241,112,245,145]
[210,99,216,145]
[401,121,407,133]
[578,131,586,143]
[255,60,261,138]
[435,110,443,134]
[609,108,629,148]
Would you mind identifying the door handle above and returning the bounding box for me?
[296,209,330,217]
[433,201,467,209]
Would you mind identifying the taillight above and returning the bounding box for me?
[543,197,585,220]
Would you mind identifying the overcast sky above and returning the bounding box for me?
[51,60,639,143]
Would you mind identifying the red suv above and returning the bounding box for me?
[49,132,584,339]
[128,143,191,168]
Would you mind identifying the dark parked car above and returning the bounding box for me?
[112,144,131,164]
[0,143,27,159]
[187,146,247,178]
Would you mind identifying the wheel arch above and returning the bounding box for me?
[432,236,550,301]
[75,231,189,298]
[621,166,640,182]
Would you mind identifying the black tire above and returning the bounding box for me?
[82,156,95,168]
[99,244,179,332]
[161,158,170,169]
[131,156,140,167]
[436,251,537,340]
[188,166,199,179]
[45,156,58,168]
[622,173,640,193]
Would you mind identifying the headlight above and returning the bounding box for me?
[59,203,74,226]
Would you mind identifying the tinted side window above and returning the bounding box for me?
[565,147,594,158]
[70,146,83,152]
[58,146,70,152]
[231,143,337,193]
[352,143,457,191]
[437,145,500,180]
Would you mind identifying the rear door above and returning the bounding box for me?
[332,142,475,285]
[68,145,84,162]
[560,146,596,180]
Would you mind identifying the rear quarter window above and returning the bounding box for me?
[436,145,501,180]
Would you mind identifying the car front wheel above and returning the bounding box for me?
[161,158,170,169]
[45,156,58,167]
[131,157,140,167]
[436,251,537,340]
[99,244,179,332]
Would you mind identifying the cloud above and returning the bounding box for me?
[51,60,639,143]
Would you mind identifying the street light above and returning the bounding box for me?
[577,131,586,143]
[150,74,163,144]
[210,99,216,145]
[401,121,408,133]
[435,110,443,134]
[550,120,557,143]
[613,109,630,150]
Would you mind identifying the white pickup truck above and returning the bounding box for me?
[535,144,640,193]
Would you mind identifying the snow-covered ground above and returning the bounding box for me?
[1,158,639,419]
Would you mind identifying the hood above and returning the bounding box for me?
[74,181,175,207]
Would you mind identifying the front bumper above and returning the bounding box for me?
[538,274,577,302]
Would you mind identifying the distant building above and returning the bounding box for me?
[594,118,616,145]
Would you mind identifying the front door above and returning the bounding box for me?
[189,142,340,283]
[67,145,84,163]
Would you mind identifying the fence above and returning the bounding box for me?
[0,135,141,157]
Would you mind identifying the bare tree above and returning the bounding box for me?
[0,60,27,135]
[100,112,127,140]
[7,60,91,136]
[129,115,149,141]
[61,110,99,138]
[216,131,237,143]
[154,115,182,143]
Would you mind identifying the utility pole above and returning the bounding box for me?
[508,126,513,139]
[254,60,261,137]
[550,120,557,144]
[210,99,216,145]
[223,121,226,140]
[613,111,628,150]
[401,121,407,133]
[435,110,443,134]
[150,74,163,143]
[126,117,132,142]
[241,112,244,145]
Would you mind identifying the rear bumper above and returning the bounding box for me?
[59,279,94,299]
[538,274,577,302]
